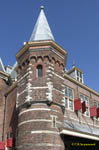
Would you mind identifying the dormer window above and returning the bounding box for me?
[67,66,84,83]
[76,70,83,83]
[37,65,43,77]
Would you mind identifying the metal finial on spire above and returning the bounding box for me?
[40,6,44,9]
[72,60,75,68]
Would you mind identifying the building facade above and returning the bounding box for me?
[0,6,99,150]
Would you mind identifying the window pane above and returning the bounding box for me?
[68,88,73,100]
[85,107,89,116]
[94,101,97,107]
[80,79,82,83]
[94,101,99,108]
[65,86,68,97]
[64,86,74,111]
[65,98,68,108]
[85,96,89,106]
[80,72,82,78]
[80,94,84,102]
[77,77,79,81]
[80,94,89,116]
[97,102,99,108]
[37,65,43,77]
[69,100,73,110]
[77,70,79,76]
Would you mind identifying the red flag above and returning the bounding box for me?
[0,142,5,150]
[7,138,13,148]
[74,98,81,111]
[97,108,99,118]
[82,101,86,113]
[90,106,97,117]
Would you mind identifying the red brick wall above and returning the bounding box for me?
[16,45,66,150]
[4,86,17,142]
[64,77,99,130]
[0,78,8,141]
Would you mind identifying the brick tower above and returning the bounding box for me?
[16,6,67,150]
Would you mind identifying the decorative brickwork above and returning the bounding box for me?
[15,43,66,150]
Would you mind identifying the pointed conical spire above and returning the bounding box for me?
[0,58,5,72]
[29,6,55,42]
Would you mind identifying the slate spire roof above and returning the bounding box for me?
[10,62,17,80]
[29,6,55,41]
[0,58,5,72]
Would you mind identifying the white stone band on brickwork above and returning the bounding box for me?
[18,119,51,127]
[52,72,64,80]
[31,130,59,134]
[18,108,61,116]
[18,72,29,82]
[16,143,62,148]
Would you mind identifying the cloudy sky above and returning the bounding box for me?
[0,0,99,91]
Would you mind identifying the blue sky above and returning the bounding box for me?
[0,0,99,91]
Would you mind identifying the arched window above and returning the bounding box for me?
[37,65,43,77]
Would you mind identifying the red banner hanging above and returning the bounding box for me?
[82,101,86,113]
[90,106,97,117]
[7,138,13,148]
[74,98,81,111]
[0,142,5,150]
[97,108,99,118]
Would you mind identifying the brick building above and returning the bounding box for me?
[0,6,99,150]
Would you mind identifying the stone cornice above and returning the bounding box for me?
[0,71,9,81]
[16,40,67,59]
[67,66,83,74]
[64,73,99,97]
[0,71,9,77]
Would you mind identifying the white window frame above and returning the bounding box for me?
[80,94,89,117]
[94,100,99,108]
[64,86,74,111]
[94,100,99,120]
[76,70,83,83]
